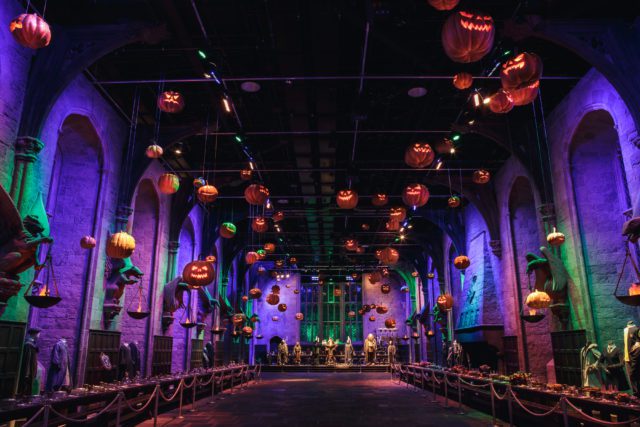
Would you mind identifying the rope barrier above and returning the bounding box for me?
[158,380,183,402]
[564,396,640,426]
[182,376,197,389]
[508,389,562,417]
[20,406,44,427]
[48,392,121,422]
[120,388,158,413]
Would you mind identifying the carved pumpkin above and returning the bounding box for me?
[257,266,267,275]
[245,251,259,265]
[372,193,389,207]
[629,283,640,296]
[275,259,284,268]
[381,284,391,294]
[428,0,460,10]
[205,255,216,263]
[472,169,491,184]
[448,195,461,208]
[158,173,180,194]
[402,183,430,207]
[219,222,236,238]
[361,223,370,231]
[500,53,543,91]
[411,271,419,278]
[345,239,359,252]
[384,318,396,328]
[369,271,382,284]
[405,143,435,168]
[277,303,288,312]
[363,305,372,313]
[389,206,407,222]
[509,80,540,106]
[242,295,249,302]
[244,184,270,205]
[271,285,281,295]
[427,329,435,338]
[348,310,356,318]
[232,313,246,326]
[488,89,514,114]
[453,72,473,90]
[266,293,280,305]
[427,272,435,279]
[264,242,276,253]
[272,211,285,222]
[242,326,253,337]
[157,91,185,113]
[376,305,389,314]
[240,169,252,181]
[252,217,269,233]
[289,256,298,264]
[454,255,470,270]
[380,247,400,265]
[145,144,163,159]
[106,232,136,259]
[80,236,96,249]
[358,309,365,316]
[442,11,495,63]
[336,189,358,209]
[182,260,215,287]
[197,184,219,203]
[10,14,51,49]
[295,312,304,321]
[546,227,565,246]
[351,273,360,280]
[334,288,343,297]
[381,268,390,277]
[249,288,262,299]
[437,293,454,311]
[271,315,279,322]
[386,219,400,232]
[369,315,376,322]
[525,290,551,310]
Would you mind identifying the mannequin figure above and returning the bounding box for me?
[600,341,630,391]
[118,342,133,381]
[580,342,602,387]
[325,338,336,365]
[46,338,71,391]
[293,342,302,365]
[364,333,377,365]
[129,341,141,378]
[277,339,288,365]
[312,336,321,366]
[387,340,396,364]
[624,320,640,394]
[18,328,40,396]
[344,337,354,365]
[204,342,214,368]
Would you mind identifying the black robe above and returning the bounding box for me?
[600,346,630,391]
[18,338,38,395]
[129,342,141,378]
[46,339,71,391]
[118,344,133,381]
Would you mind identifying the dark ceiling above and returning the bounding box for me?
[34,0,625,268]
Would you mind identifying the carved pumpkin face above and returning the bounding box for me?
[452,72,473,90]
[336,189,358,209]
[242,326,253,337]
[245,251,259,265]
[10,14,51,49]
[372,193,389,207]
[240,169,252,181]
[295,312,304,321]
[277,303,288,312]
[511,80,540,106]
[380,247,400,265]
[344,239,358,251]
[402,183,430,207]
[377,306,389,315]
[158,173,180,194]
[472,169,491,184]
[205,255,217,263]
[389,206,407,222]
[427,329,435,337]
[249,288,262,299]
[405,143,435,168]
[157,91,185,113]
[272,211,285,223]
[244,184,270,205]
[252,217,269,233]
[500,52,543,91]
[442,10,495,63]
[384,318,396,328]
[197,184,219,203]
[369,271,382,284]
[289,257,297,264]
[242,295,249,302]
[264,242,276,253]
[334,288,343,297]
[427,272,435,279]
[436,293,454,311]
[145,144,163,159]
[381,284,391,294]
[271,285,281,295]
[220,222,236,238]
[369,315,376,322]
[448,195,461,208]
[428,0,460,11]
[411,271,419,278]
[275,259,285,268]
[489,89,514,114]
[182,260,215,287]
[453,255,470,270]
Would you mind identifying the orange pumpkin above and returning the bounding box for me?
[271,285,281,295]
[249,288,262,299]
[404,143,435,168]
[489,89,514,114]
[245,251,259,265]
[10,14,51,49]
[402,183,430,207]
[182,260,215,287]
[369,315,376,322]
[427,329,435,338]
[242,326,253,337]
[344,239,359,252]
[336,189,359,209]
[277,303,287,312]
[509,80,540,106]
[252,217,269,233]
[472,169,491,184]
[361,223,370,231]
[219,222,236,238]
[389,206,407,222]
[377,305,389,314]
[275,259,284,268]
[380,247,400,265]
[448,195,461,208]
[272,211,285,222]
[428,0,460,11]
[158,173,180,194]
[384,318,397,328]
[411,271,419,278]
[500,53,543,92]
[145,144,163,159]
[289,256,297,264]
[295,312,304,321]
[369,271,382,284]
[453,72,473,90]
[242,295,249,302]
[386,219,400,232]
[197,184,218,203]
[80,236,96,249]
[244,184,270,205]
[525,290,551,309]
[371,193,389,207]
[205,255,217,263]
[381,283,391,294]
[157,91,185,113]
[454,255,470,270]
[266,293,280,305]
[546,227,565,246]
[264,242,276,253]
[348,310,356,318]
[436,293,454,311]
[106,232,135,259]
[240,169,252,181]
[442,10,495,63]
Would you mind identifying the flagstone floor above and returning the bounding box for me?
[140,372,492,427]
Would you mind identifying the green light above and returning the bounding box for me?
[234,135,243,143]
[197,50,207,59]
[451,133,461,142]
[503,50,512,56]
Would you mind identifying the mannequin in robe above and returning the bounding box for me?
[18,328,40,396]
[277,339,288,365]
[580,342,602,387]
[46,338,71,391]
[118,343,133,381]
[624,320,640,394]
[203,342,214,368]
[387,340,397,364]
[344,337,354,365]
[364,333,377,365]
[325,338,337,365]
[129,341,141,378]
[312,336,321,366]
[600,341,630,391]
[293,342,302,365]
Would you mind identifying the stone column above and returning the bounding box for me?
[162,241,179,332]
[115,205,134,232]
[10,136,44,214]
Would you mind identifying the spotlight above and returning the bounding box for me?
[472,92,481,108]
[173,142,184,156]
[407,224,413,229]
[249,161,256,170]
[197,49,207,59]
[435,157,444,170]
[483,97,491,105]
[234,134,244,143]
[450,147,456,154]
[451,132,461,142]
[222,97,232,113]
[399,235,406,241]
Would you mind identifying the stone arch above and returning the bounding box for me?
[172,216,196,373]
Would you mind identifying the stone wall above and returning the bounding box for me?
[362,272,411,342]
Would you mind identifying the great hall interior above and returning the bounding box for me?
[0,1,639,426]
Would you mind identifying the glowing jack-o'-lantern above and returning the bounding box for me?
[386,220,400,232]
[427,329,435,338]
[525,290,551,310]
[348,310,356,318]
[385,318,397,328]
[205,255,217,263]
[402,183,430,207]
[488,89,514,114]
[232,314,246,326]
[404,143,435,168]
[158,173,180,194]
[220,222,236,239]
[369,271,382,284]
[500,53,543,91]
[369,315,376,322]
[157,91,185,113]
[428,0,460,11]
[289,256,298,264]
[240,169,252,181]
[509,80,540,106]
[272,211,285,222]
[106,232,136,259]
[361,223,370,231]
[264,242,276,253]
[454,255,470,270]
[448,195,461,208]
[252,217,269,233]
[427,272,435,279]
[242,326,253,337]
[411,271,419,278]
[266,293,280,305]
[453,72,473,90]
[380,247,400,265]
[145,144,163,159]
[381,284,391,294]
[249,288,262,299]
[344,239,359,252]
[197,184,219,203]
[372,193,389,207]
[242,295,249,303]
[442,10,495,63]
[337,189,358,209]
[546,227,565,246]
[80,236,96,249]
[182,260,215,287]
[295,312,304,321]
[275,259,285,268]
[436,293,454,311]
[10,14,51,49]
[244,184,270,205]
[277,303,287,312]
[472,169,491,184]
[389,206,407,222]
[271,285,281,295]
[245,251,259,265]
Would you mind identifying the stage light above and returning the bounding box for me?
[483,97,491,105]
[197,50,207,59]
[435,157,444,170]
[407,224,413,229]
[399,235,406,241]
[234,134,244,143]
[473,92,481,107]
[222,97,232,113]
[451,133,461,142]
[249,161,256,170]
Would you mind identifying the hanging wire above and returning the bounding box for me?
[202,114,209,182]
[42,0,48,17]
[531,100,550,203]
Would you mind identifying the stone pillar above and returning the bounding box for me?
[10,137,44,213]
[115,205,134,232]
[162,241,179,332]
